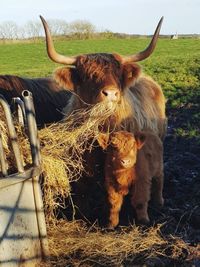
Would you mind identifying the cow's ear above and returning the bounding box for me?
[97,133,109,150]
[135,132,146,150]
[54,67,75,91]
[122,63,141,88]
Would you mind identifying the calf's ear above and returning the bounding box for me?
[122,63,141,88]
[54,67,75,91]
[97,133,109,150]
[135,132,146,150]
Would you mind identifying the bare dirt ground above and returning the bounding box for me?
[155,104,200,266]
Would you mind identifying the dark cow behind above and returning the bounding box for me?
[0,75,71,125]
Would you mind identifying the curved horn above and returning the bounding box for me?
[122,17,164,63]
[40,15,76,65]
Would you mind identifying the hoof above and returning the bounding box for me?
[106,223,117,230]
[152,197,164,209]
[137,218,150,226]
[106,227,115,232]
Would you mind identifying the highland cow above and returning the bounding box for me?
[0,17,166,136]
[40,16,167,139]
[98,131,164,228]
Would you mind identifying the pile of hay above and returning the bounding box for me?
[41,220,191,267]
[46,220,167,267]
[0,107,9,152]
[37,102,116,220]
[0,106,21,173]
[1,102,116,219]
[1,102,191,266]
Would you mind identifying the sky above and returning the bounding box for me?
[0,0,199,35]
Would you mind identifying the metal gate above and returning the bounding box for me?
[0,91,48,266]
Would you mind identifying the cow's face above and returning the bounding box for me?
[40,15,163,106]
[54,53,141,107]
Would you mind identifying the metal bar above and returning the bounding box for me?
[0,95,24,173]
[11,97,26,126]
[0,133,8,176]
[32,175,49,258]
[22,90,41,167]
[22,90,49,258]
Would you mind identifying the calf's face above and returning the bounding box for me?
[98,131,145,170]
[110,132,138,169]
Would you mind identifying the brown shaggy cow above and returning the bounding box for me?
[0,75,71,125]
[40,16,167,139]
[98,131,164,228]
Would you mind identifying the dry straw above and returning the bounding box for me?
[1,102,116,219]
[44,220,192,267]
[0,108,9,153]
[45,220,167,267]
[38,102,118,220]
[0,107,20,172]
[0,102,191,265]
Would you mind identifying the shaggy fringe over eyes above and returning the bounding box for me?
[76,54,122,83]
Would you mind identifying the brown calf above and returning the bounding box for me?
[98,131,164,228]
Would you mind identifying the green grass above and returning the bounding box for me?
[0,38,200,135]
[1,38,200,78]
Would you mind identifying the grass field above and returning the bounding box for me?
[1,37,200,131]
[1,38,200,96]
[0,38,200,78]
[1,38,200,266]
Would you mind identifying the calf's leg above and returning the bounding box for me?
[130,177,151,224]
[106,186,124,228]
[151,173,164,207]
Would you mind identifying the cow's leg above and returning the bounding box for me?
[151,173,164,208]
[130,177,151,224]
[107,186,124,228]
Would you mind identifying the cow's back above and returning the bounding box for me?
[0,75,72,125]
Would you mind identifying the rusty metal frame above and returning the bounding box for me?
[0,91,48,266]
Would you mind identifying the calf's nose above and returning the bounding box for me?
[121,158,132,167]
